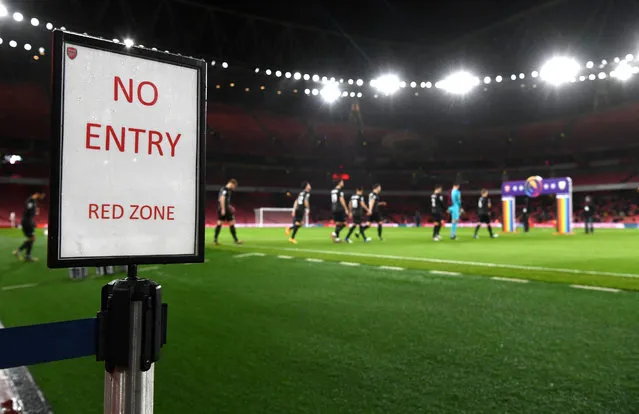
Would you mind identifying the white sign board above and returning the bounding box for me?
[49,32,206,267]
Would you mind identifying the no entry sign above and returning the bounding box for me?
[48,31,207,268]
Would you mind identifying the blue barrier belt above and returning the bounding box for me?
[0,318,96,369]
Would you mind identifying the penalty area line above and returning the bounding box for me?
[570,285,620,293]
[430,270,462,276]
[1,283,38,291]
[244,245,639,279]
[277,255,294,259]
[491,277,529,283]
[339,262,361,267]
[233,253,266,259]
[379,266,404,271]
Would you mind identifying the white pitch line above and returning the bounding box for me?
[306,258,324,263]
[1,283,38,291]
[379,266,404,271]
[571,285,620,293]
[430,270,462,276]
[138,266,160,273]
[339,262,361,267]
[244,245,639,279]
[233,253,266,259]
[491,277,529,283]
[277,255,293,259]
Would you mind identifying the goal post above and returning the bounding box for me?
[254,207,310,228]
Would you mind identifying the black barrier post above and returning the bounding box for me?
[96,265,168,413]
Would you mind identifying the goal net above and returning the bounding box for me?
[254,208,309,228]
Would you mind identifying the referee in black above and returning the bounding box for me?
[13,192,45,262]
[583,195,595,234]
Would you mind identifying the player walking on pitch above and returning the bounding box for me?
[214,179,243,245]
[368,184,387,241]
[474,189,498,239]
[330,180,348,242]
[448,184,462,240]
[286,182,311,244]
[583,195,595,234]
[13,192,45,262]
[344,187,372,243]
[431,185,445,241]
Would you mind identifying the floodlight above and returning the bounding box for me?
[24,43,31,51]
[510,74,516,80]
[304,89,310,95]
[531,71,539,78]
[330,77,336,82]
[285,72,291,78]
[311,88,319,96]
[601,59,607,65]
[356,79,363,86]
[598,72,606,79]
[483,76,491,84]
[371,74,401,95]
[275,70,282,77]
[220,61,228,68]
[0,4,7,17]
[399,81,406,88]
[123,38,134,47]
[113,38,120,43]
[495,75,503,83]
[350,92,355,97]
[437,71,480,95]
[519,73,525,79]
[588,74,596,80]
[410,81,416,88]
[60,26,66,30]
[303,74,310,80]
[320,82,341,103]
[585,61,593,68]
[312,74,319,82]
[426,81,432,88]
[341,91,348,97]
[348,79,354,85]
[265,69,272,75]
[420,82,426,88]
[46,22,53,30]
[356,92,362,98]
[30,17,38,26]
[614,57,620,63]
[626,54,634,62]
[254,67,259,73]
[293,72,301,80]
[12,12,22,22]
[611,61,632,81]
[539,57,580,86]
[579,75,586,81]
[9,40,16,47]
[633,67,639,75]
[321,76,328,83]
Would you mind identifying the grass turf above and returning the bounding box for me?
[0,227,638,413]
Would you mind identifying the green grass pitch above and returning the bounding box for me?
[0,227,638,413]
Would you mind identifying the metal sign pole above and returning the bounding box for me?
[98,265,167,414]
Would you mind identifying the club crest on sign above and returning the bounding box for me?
[67,47,77,60]
[504,185,511,193]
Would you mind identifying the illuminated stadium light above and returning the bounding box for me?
[24,43,31,51]
[611,61,633,81]
[341,91,348,97]
[614,57,620,63]
[598,72,607,79]
[495,75,503,83]
[254,67,259,73]
[112,38,119,43]
[285,71,292,78]
[579,75,586,81]
[222,62,229,69]
[293,72,301,80]
[0,4,7,17]
[510,74,516,80]
[483,76,491,84]
[275,70,282,77]
[304,89,310,95]
[586,61,594,69]
[437,71,480,95]
[151,47,157,51]
[320,82,341,103]
[60,26,66,30]
[356,79,364,86]
[330,77,336,83]
[123,38,134,48]
[601,59,607,66]
[371,74,401,95]
[9,40,16,47]
[588,74,596,80]
[312,74,319,82]
[13,12,23,22]
[633,66,639,74]
[350,92,355,97]
[339,78,344,83]
[626,54,634,61]
[356,92,362,98]
[348,79,354,85]
[321,76,328,83]
[531,70,539,78]
[426,81,432,88]
[265,69,272,75]
[410,81,417,88]
[519,73,525,79]
[46,22,53,30]
[399,81,407,88]
[303,74,310,80]
[420,81,426,88]
[311,88,319,96]
[30,17,38,26]
[539,57,580,86]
